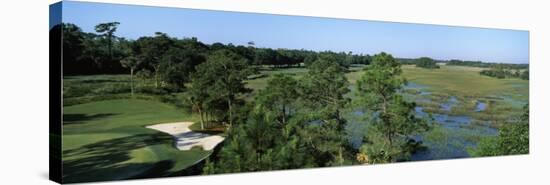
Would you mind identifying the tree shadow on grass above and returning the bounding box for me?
[63,113,118,125]
[62,133,179,183]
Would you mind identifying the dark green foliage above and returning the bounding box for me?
[159,46,205,89]
[203,108,314,173]
[94,22,120,59]
[63,23,128,75]
[275,49,302,67]
[205,59,353,173]
[204,76,314,173]
[255,74,299,124]
[133,32,174,88]
[313,51,370,67]
[521,70,529,80]
[447,59,528,69]
[356,52,431,163]
[192,49,255,126]
[415,57,440,69]
[479,66,528,80]
[297,59,352,166]
[62,23,85,73]
[470,104,529,156]
[231,45,255,63]
[357,52,405,108]
[253,48,309,68]
[252,49,370,68]
[63,22,372,76]
[300,59,350,125]
[350,53,371,65]
[187,72,212,130]
[297,116,349,166]
[253,48,278,66]
[317,51,349,67]
[480,68,507,79]
[187,49,252,129]
[129,34,208,90]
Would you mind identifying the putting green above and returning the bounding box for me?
[62,99,210,183]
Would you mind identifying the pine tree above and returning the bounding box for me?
[356,52,430,163]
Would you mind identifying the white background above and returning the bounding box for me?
[0,0,548,184]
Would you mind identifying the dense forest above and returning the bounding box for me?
[60,22,371,77]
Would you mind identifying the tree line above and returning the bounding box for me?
[447,59,528,69]
[60,22,372,77]
[414,57,440,69]
[480,67,529,80]
[398,57,444,65]
[449,59,529,80]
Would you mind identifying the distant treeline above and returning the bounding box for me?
[441,60,530,80]
[415,57,440,69]
[398,58,528,69]
[397,57,446,65]
[53,23,372,76]
[446,59,528,69]
[480,68,529,80]
[53,21,528,82]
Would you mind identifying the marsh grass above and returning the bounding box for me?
[400,65,527,129]
[420,124,497,159]
[247,65,527,131]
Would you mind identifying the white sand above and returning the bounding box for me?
[146,122,225,151]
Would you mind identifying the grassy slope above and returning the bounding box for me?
[62,99,209,183]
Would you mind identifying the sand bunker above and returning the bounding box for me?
[146,122,224,151]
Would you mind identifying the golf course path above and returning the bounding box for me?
[146,122,224,151]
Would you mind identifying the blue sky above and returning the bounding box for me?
[58,1,529,64]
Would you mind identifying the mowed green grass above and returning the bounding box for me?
[62,99,209,183]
